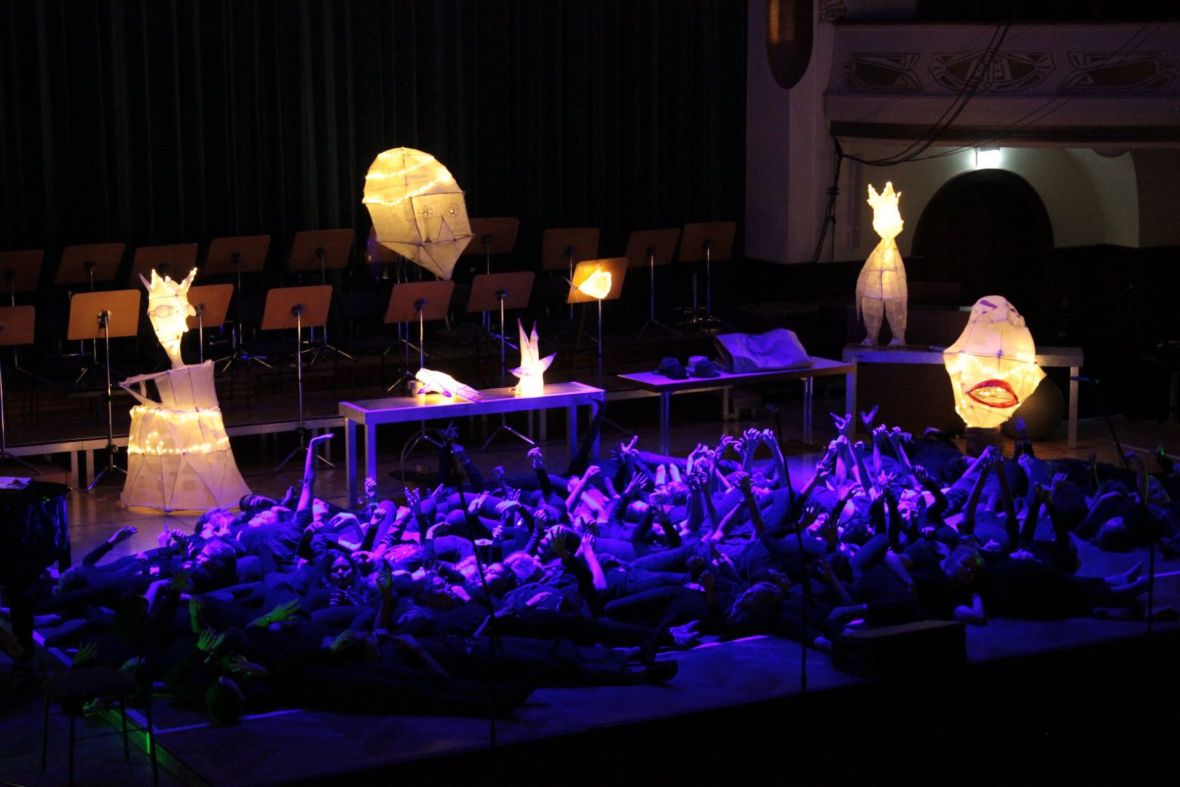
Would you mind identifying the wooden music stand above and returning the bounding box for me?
[288,229,354,362]
[288,229,354,281]
[624,228,681,338]
[203,234,271,277]
[384,280,455,382]
[204,234,272,371]
[186,283,234,364]
[567,258,628,386]
[67,290,141,489]
[468,271,535,386]
[0,250,43,306]
[542,227,600,318]
[260,285,334,470]
[677,220,736,328]
[0,305,38,473]
[130,243,199,283]
[463,217,520,275]
[55,243,125,290]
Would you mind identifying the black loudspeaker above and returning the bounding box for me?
[832,620,966,678]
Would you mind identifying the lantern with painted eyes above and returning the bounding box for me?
[943,296,1045,430]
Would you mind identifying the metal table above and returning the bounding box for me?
[339,382,605,503]
[841,344,1084,448]
[617,357,856,454]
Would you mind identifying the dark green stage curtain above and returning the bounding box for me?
[0,0,746,270]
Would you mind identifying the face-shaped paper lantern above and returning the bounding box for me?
[943,296,1045,429]
[510,320,555,397]
[362,147,473,280]
[140,268,198,369]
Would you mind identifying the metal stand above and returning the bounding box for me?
[219,254,272,372]
[275,305,332,472]
[481,291,535,451]
[88,312,126,489]
[677,221,735,333]
[398,299,447,474]
[302,248,355,365]
[637,247,675,339]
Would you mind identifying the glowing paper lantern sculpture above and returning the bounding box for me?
[943,296,1045,430]
[510,320,555,397]
[856,182,908,346]
[576,268,612,301]
[414,368,482,401]
[120,269,251,511]
[362,147,473,280]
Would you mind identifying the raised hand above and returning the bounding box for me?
[196,627,225,655]
[860,405,879,430]
[110,525,137,545]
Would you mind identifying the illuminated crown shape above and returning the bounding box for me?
[140,267,197,303]
[511,320,556,397]
[866,181,900,211]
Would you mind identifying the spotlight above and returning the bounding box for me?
[975,146,1002,170]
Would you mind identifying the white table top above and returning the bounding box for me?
[842,344,1083,367]
[617,356,854,394]
[340,381,605,425]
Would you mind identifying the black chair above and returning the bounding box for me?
[41,595,158,785]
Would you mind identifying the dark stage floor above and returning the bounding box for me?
[4,346,1180,786]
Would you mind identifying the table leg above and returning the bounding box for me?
[591,399,602,461]
[344,418,357,505]
[1068,366,1079,450]
[844,366,857,437]
[660,392,671,456]
[566,405,579,459]
[85,449,94,488]
[803,377,813,444]
[364,423,378,502]
[70,451,79,489]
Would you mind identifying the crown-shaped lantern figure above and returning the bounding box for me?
[140,268,198,369]
[856,181,908,346]
[511,320,555,397]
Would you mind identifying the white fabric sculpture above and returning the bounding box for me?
[856,182,908,346]
[120,269,251,511]
[414,368,482,401]
[510,320,555,397]
[943,295,1045,429]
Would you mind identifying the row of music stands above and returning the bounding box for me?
[536,221,735,331]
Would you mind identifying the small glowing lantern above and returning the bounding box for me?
[943,296,1045,431]
[121,269,251,512]
[510,320,555,397]
[856,182,908,346]
[362,147,473,280]
[576,268,612,301]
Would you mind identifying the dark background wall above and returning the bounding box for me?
[0,0,747,269]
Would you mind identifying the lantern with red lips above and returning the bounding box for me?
[943,296,1045,430]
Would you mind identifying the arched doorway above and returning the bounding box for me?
[911,170,1053,323]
